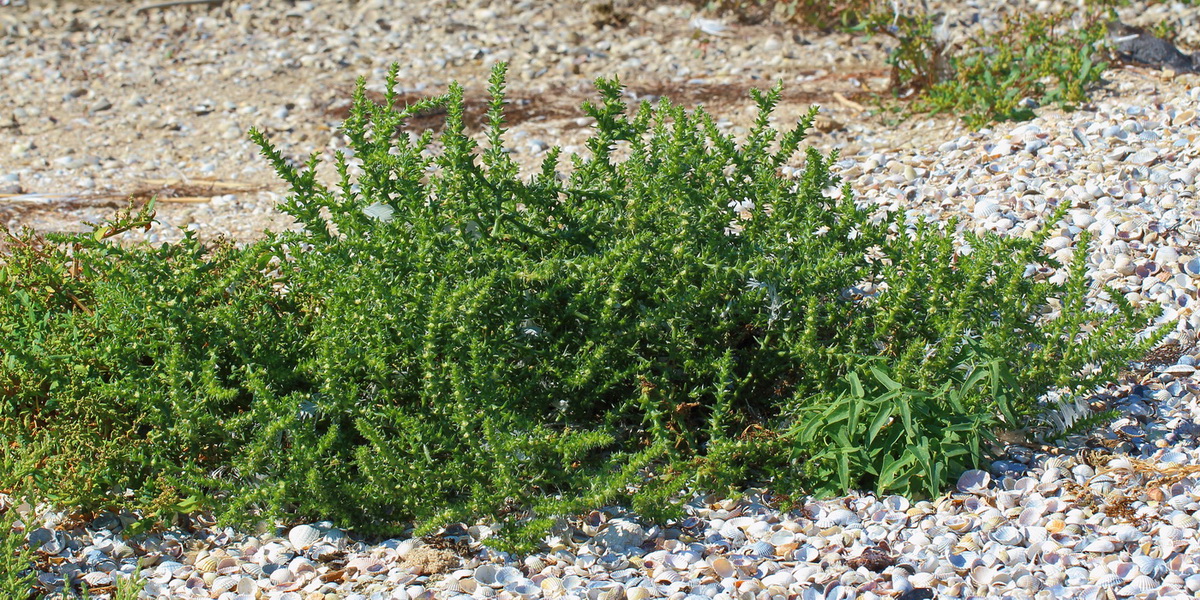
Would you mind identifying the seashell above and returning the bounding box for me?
[194,554,219,573]
[971,565,998,587]
[1132,555,1169,579]
[269,567,295,585]
[769,529,796,547]
[240,563,263,578]
[1081,538,1117,553]
[957,470,991,493]
[929,533,957,553]
[651,568,681,584]
[1044,236,1072,251]
[1111,524,1143,543]
[287,524,322,551]
[707,556,735,579]
[210,575,238,595]
[1017,506,1045,527]
[506,578,541,598]
[1120,574,1158,595]
[973,201,1001,219]
[625,586,652,600]
[1170,512,1199,528]
[955,533,983,552]
[747,541,775,557]
[1024,526,1048,546]
[1163,364,1196,377]
[990,526,1025,546]
[82,571,114,587]
[474,564,502,586]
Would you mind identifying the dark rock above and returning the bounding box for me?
[897,589,936,600]
[1107,21,1199,73]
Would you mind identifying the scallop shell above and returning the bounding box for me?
[1133,555,1169,579]
[194,554,219,573]
[210,575,238,595]
[1111,524,1143,543]
[1081,538,1117,553]
[708,556,735,579]
[1170,512,1199,528]
[625,586,653,600]
[1120,575,1158,595]
[973,201,1001,219]
[991,526,1025,546]
[287,524,322,551]
[957,470,991,493]
[539,577,567,599]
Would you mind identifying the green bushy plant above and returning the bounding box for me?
[0,63,1161,551]
[0,500,37,599]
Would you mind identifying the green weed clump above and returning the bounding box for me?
[0,63,1161,551]
[0,501,37,598]
[866,10,1110,127]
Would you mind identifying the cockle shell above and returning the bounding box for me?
[288,524,322,551]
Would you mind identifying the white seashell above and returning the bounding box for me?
[1045,236,1072,251]
[708,556,735,578]
[1170,512,1199,528]
[533,576,565,599]
[1163,364,1196,377]
[769,530,796,546]
[210,575,238,595]
[287,524,322,551]
[1120,575,1158,595]
[971,565,998,587]
[990,526,1025,546]
[957,469,991,493]
[1081,538,1117,553]
[747,541,775,557]
[1110,524,1143,543]
[625,586,652,600]
[1186,573,1200,592]
[268,567,294,585]
[1132,555,1169,579]
[505,578,541,598]
[973,201,1001,219]
[883,495,910,512]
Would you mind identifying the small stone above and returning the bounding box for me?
[89,98,113,114]
[54,156,85,170]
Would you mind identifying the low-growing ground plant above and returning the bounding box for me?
[683,0,1112,127]
[0,495,37,598]
[0,63,1162,551]
[865,10,1111,127]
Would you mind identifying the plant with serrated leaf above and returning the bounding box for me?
[0,61,1163,553]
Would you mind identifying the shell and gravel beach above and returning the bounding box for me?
[7,1,1200,599]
